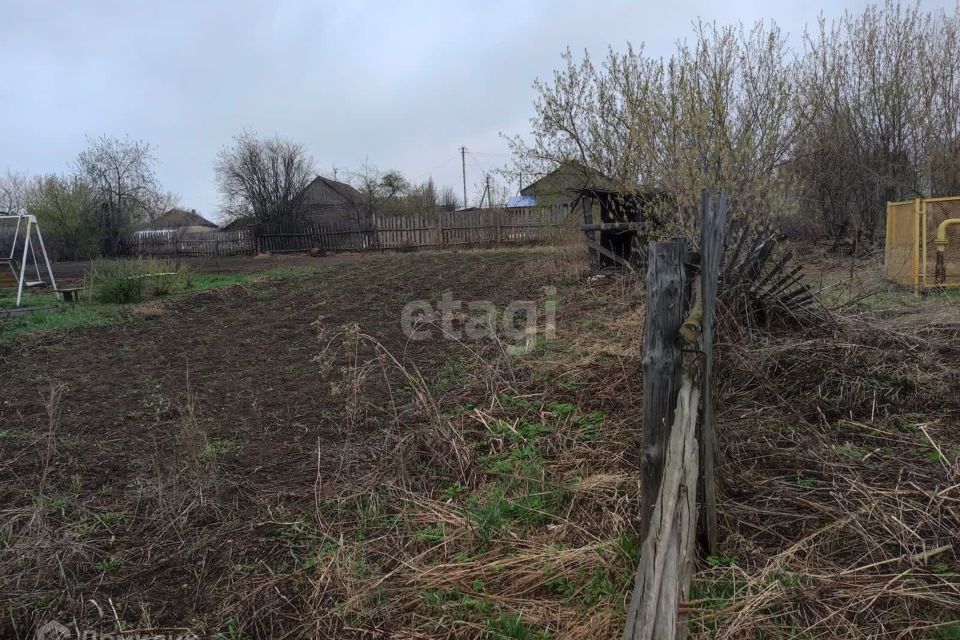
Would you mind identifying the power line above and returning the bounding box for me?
[468,151,511,157]
[406,154,461,183]
[468,153,486,175]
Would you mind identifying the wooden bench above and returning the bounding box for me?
[57,287,83,302]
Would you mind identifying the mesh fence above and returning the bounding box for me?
[884,198,960,291]
[922,199,960,289]
[884,200,917,288]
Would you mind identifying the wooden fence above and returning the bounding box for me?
[620,195,827,639]
[126,230,254,257]
[376,209,570,249]
[254,219,375,253]
[124,209,573,258]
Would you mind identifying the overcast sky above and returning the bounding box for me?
[0,0,949,221]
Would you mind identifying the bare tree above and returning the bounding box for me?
[439,186,460,211]
[508,21,802,233]
[512,4,960,248]
[795,3,943,248]
[77,135,161,255]
[144,189,181,223]
[215,131,314,222]
[0,170,30,215]
[349,163,412,216]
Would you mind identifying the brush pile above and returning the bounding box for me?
[698,310,960,638]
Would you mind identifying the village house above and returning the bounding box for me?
[220,175,369,231]
[297,176,368,225]
[506,161,619,219]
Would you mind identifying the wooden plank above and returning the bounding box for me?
[582,196,599,270]
[625,240,694,640]
[623,373,701,640]
[639,241,690,542]
[696,191,727,556]
[764,268,804,298]
[755,251,793,289]
[585,237,635,271]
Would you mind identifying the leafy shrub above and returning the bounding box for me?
[84,258,193,304]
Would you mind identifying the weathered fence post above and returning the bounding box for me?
[582,196,599,270]
[623,193,728,640]
[696,191,727,555]
[623,240,694,640]
[639,241,691,541]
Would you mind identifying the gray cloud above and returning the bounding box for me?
[0,0,947,220]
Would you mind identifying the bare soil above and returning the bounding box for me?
[1,244,958,640]
[0,248,561,638]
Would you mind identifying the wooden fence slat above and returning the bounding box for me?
[638,241,691,543]
[696,192,727,556]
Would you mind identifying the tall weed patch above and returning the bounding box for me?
[84,258,193,304]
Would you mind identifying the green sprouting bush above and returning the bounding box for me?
[85,260,139,303]
[85,258,193,304]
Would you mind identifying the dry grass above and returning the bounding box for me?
[244,260,957,639]
[696,312,960,639]
[1,248,957,639]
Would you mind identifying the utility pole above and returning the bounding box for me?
[477,174,488,208]
[485,174,492,208]
[460,146,467,209]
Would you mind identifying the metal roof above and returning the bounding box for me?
[506,195,537,208]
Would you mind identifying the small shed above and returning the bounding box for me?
[579,189,669,270]
[513,162,619,220]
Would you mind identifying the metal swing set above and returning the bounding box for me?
[0,213,58,307]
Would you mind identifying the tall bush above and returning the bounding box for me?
[511,2,960,247]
